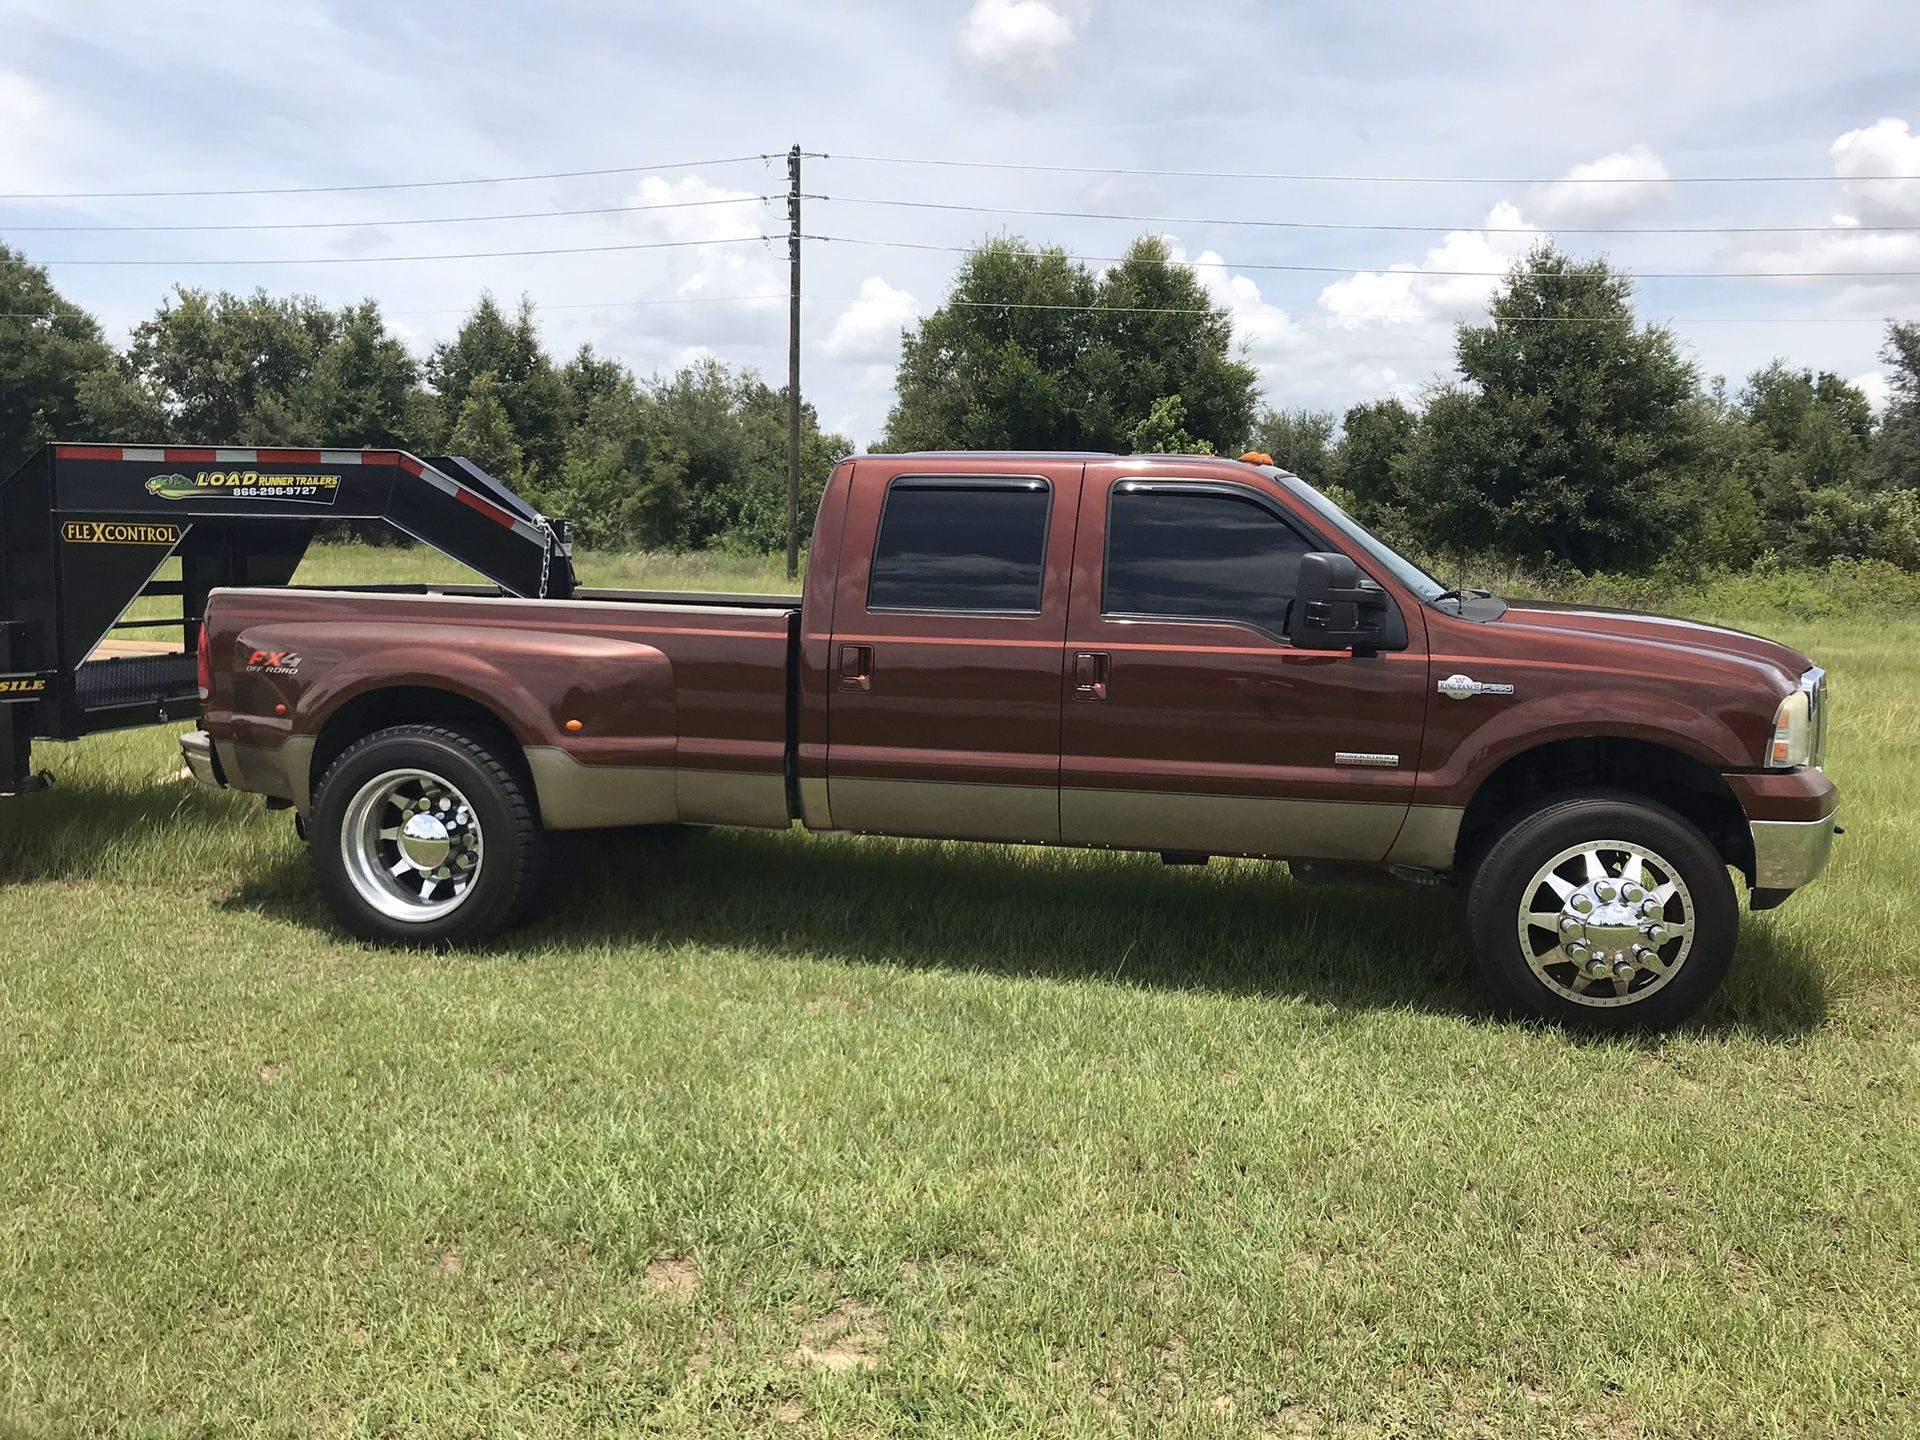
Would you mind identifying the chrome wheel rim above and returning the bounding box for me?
[1516,839,1695,1008]
[340,768,484,923]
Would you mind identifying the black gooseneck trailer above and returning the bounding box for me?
[0,442,573,796]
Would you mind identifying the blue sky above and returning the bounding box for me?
[3,0,1918,444]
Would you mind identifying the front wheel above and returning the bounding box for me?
[1466,790,1738,1031]
[309,724,548,945]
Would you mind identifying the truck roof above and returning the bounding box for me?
[847,450,1266,466]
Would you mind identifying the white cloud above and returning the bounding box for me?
[823,276,918,363]
[1852,370,1891,412]
[1528,144,1672,226]
[957,0,1081,106]
[1318,201,1540,323]
[1832,117,1920,224]
[597,175,786,352]
[1726,116,1920,307]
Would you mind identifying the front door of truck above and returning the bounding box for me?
[1059,469,1429,860]
[825,462,1081,843]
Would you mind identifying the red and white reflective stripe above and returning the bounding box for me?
[56,444,401,466]
[399,453,545,541]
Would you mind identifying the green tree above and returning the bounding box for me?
[883,238,1097,452]
[426,295,569,482]
[1250,406,1336,478]
[1330,398,1420,533]
[447,372,525,487]
[1079,236,1258,452]
[1128,394,1211,453]
[1873,320,1920,491]
[1403,245,1708,572]
[125,287,340,443]
[0,246,128,473]
[305,301,422,448]
[883,234,1257,454]
[1731,362,1875,563]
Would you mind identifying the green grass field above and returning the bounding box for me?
[2,546,1917,1437]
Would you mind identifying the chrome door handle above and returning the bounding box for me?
[1072,650,1110,701]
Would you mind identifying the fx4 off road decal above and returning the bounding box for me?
[245,649,301,676]
[61,519,185,546]
[146,469,340,505]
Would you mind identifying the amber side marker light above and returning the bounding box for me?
[565,719,584,733]
[1240,451,1273,466]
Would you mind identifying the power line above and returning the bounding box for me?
[805,234,1920,281]
[819,152,1920,184]
[0,195,782,234]
[818,193,1920,237]
[937,299,1907,324]
[9,235,780,268]
[0,153,779,202]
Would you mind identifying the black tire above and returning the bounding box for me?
[1466,788,1738,1032]
[308,724,549,945]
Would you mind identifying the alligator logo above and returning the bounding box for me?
[145,473,199,501]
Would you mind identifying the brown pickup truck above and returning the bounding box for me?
[185,450,1839,1029]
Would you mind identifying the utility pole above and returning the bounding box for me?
[785,144,802,581]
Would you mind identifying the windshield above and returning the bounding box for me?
[1274,471,1449,604]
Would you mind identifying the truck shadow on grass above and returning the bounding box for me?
[227,821,1830,1040]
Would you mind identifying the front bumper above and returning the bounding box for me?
[1750,804,1839,890]
[180,730,222,789]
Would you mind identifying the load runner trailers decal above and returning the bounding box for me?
[146,469,340,505]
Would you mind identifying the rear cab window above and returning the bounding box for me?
[868,477,1052,614]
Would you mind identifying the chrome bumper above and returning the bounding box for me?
[1750,805,1838,890]
[180,730,221,788]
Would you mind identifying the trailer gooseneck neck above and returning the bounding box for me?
[0,442,574,795]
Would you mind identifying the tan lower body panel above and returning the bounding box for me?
[1383,805,1465,870]
[216,736,315,810]
[827,777,1059,844]
[523,748,788,832]
[1064,787,1411,862]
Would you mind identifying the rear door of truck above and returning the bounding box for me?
[823,457,1081,843]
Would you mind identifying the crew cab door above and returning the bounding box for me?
[1059,468,1428,861]
[825,461,1080,842]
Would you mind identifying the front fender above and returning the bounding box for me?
[1416,683,1753,807]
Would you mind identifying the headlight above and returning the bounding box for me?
[1767,667,1827,769]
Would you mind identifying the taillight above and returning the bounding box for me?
[196,623,212,701]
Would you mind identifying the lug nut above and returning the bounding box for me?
[1644,924,1667,943]
[1560,916,1583,935]
[1588,957,1613,978]
[1567,941,1590,961]
[1613,959,1636,981]
[1640,898,1660,918]
[1596,882,1617,902]
[1572,895,1593,913]
[1623,884,1644,903]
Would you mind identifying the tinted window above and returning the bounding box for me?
[869,479,1050,613]
[1104,487,1311,632]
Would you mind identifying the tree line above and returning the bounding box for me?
[882,237,1920,575]
[6,235,1919,571]
[1,243,848,553]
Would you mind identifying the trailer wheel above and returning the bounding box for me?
[309,724,548,945]
[1465,789,1737,1032]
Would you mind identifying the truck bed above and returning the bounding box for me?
[201,583,802,833]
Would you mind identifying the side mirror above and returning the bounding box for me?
[1288,551,1406,651]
